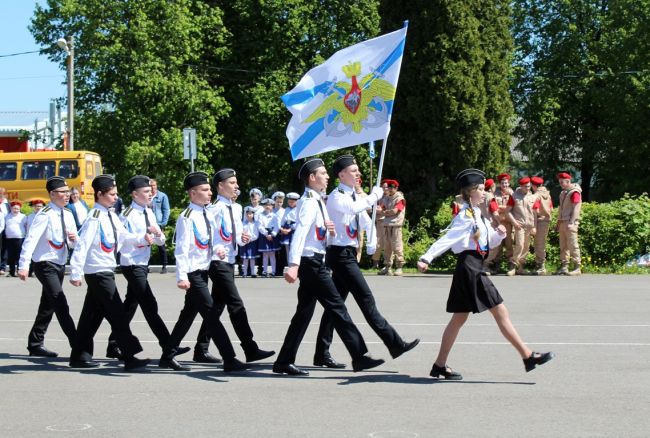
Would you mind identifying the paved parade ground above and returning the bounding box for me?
[1,272,648,437]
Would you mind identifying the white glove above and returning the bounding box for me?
[366,245,376,256]
[370,186,383,201]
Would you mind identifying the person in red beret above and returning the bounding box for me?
[5,200,28,277]
[555,172,582,275]
[531,177,553,274]
[376,179,406,276]
[484,172,514,274]
[505,176,540,276]
[371,180,389,269]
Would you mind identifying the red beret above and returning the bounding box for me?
[385,179,399,188]
[497,173,511,181]
[484,178,495,189]
[557,172,572,180]
[30,199,46,206]
[531,176,544,186]
[519,176,531,185]
[10,200,22,207]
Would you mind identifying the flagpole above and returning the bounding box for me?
[368,133,390,245]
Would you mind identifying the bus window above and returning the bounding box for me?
[86,161,94,178]
[22,161,56,180]
[95,161,102,176]
[59,160,79,179]
[0,163,17,180]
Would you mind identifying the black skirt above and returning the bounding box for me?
[447,250,503,313]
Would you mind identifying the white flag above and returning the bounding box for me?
[281,25,407,160]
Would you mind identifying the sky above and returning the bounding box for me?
[0,1,66,114]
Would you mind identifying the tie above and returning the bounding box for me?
[107,211,119,263]
[203,208,213,258]
[60,209,69,251]
[227,205,237,250]
[351,192,360,243]
[144,208,151,229]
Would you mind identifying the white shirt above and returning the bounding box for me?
[19,204,77,270]
[326,183,378,250]
[119,202,165,266]
[280,206,297,230]
[420,204,505,263]
[207,195,245,264]
[72,200,88,224]
[257,210,279,237]
[70,204,146,281]
[241,220,259,244]
[174,202,215,282]
[5,212,27,238]
[288,188,330,266]
[0,211,4,234]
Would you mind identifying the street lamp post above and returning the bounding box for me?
[56,36,74,151]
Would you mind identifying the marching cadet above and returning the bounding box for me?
[353,179,368,262]
[239,206,259,277]
[159,172,248,373]
[556,172,582,275]
[104,175,190,361]
[484,173,514,273]
[531,176,553,275]
[376,179,406,276]
[417,169,554,379]
[190,168,275,365]
[314,155,420,368]
[506,176,539,276]
[5,201,28,277]
[68,175,150,370]
[257,198,280,277]
[273,158,384,375]
[18,177,77,358]
[279,192,299,256]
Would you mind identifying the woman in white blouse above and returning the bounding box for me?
[417,169,554,380]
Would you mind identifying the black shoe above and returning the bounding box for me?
[313,355,346,369]
[523,351,555,372]
[245,348,275,363]
[160,267,168,274]
[251,275,257,278]
[430,363,463,380]
[106,345,124,360]
[124,357,150,371]
[159,357,191,371]
[390,338,421,359]
[272,363,309,376]
[352,355,385,372]
[28,346,58,358]
[172,346,191,357]
[223,358,250,372]
[70,359,100,369]
[193,351,222,364]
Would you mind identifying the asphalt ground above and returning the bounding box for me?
[1,271,648,438]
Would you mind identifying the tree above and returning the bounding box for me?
[380,0,514,218]
[511,0,650,201]
[30,0,230,206]
[206,0,381,196]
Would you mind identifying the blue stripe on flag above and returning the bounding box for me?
[281,81,333,107]
[290,111,339,159]
[376,37,406,75]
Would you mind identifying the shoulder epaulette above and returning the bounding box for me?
[181,208,192,218]
[123,206,133,217]
[305,192,313,198]
[92,209,101,218]
[63,206,72,212]
[42,206,51,212]
[464,207,475,219]
[212,200,219,206]
[338,188,345,194]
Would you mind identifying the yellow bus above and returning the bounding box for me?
[0,150,103,207]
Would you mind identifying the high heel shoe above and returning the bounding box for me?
[429,363,462,380]
[523,351,555,372]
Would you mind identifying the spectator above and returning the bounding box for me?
[5,201,28,277]
[377,179,406,276]
[150,178,170,274]
[67,187,89,230]
[0,187,10,274]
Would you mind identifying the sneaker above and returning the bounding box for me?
[567,268,581,276]
[554,266,569,275]
[393,268,403,276]
[378,267,390,276]
[535,267,547,275]
[506,267,517,276]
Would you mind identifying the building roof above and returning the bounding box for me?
[0,112,50,135]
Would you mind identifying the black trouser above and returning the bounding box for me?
[276,254,368,366]
[6,237,23,276]
[27,261,76,349]
[156,243,168,268]
[0,231,7,270]
[163,270,236,361]
[315,245,404,359]
[71,272,142,361]
[194,261,258,356]
[107,265,170,350]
